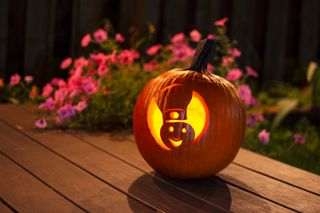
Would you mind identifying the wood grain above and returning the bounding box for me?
[0,201,13,213]
[234,149,320,195]
[0,120,155,212]
[4,105,295,212]
[0,105,227,212]
[0,154,82,213]
[263,0,289,82]
[22,104,320,212]
[298,0,319,66]
[0,0,9,78]
[75,131,320,213]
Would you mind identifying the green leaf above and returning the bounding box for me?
[271,98,298,129]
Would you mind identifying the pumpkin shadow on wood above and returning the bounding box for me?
[127,173,232,212]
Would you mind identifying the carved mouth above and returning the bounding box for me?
[169,138,182,147]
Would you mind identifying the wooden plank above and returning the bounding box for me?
[162,0,188,41]
[0,0,9,78]
[70,0,110,57]
[7,106,294,212]
[195,0,221,34]
[0,120,155,212]
[0,105,227,212]
[263,0,289,83]
[0,201,13,213]
[23,104,320,209]
[0,154,82,212]
[231,0,255,67]
[24,0,55,82]
[144,0,161,29]
[234,148,320,195]
[5,0,27,78]
[73,132,320,212]
[298,0,319,66]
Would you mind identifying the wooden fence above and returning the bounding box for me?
[0,0,319,85]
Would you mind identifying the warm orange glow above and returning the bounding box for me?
[147,97,171,151]
[147,91,209,151]
[170,111,179,119]
[166,91,209,143]
[169,139,183,147]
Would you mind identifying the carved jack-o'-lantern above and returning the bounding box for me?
[133,39,246,179]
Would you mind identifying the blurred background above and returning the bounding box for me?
[0,0,319,86]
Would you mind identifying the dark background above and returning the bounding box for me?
[0,0,319,86]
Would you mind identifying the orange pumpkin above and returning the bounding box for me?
[133,39,246,179]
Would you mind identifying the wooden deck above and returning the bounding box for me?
[0,104,319,213]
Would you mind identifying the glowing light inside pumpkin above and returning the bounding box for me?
[147,91,209,151]
[169,111,179,119]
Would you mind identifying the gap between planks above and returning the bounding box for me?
[0,105,302,211]
[0,110,228,212]
[21,104,320,197]
[0,121,158,212]
[19,104,320,211]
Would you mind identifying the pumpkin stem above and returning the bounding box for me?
[188,39,214,73]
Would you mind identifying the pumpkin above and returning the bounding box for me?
[133,39,246,179]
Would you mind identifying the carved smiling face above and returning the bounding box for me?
[160,122,195,148]
[146,84,209,151]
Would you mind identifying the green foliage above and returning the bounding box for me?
[243,118,320,174]
[75,67,162,129]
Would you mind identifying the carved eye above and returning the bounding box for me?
[182,128,187,133]
[169,111,179,119]
[169,126,174,132]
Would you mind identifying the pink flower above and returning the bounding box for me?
[143,60,161,72]
[94,28,108,43]
[75,101,87,112]
[258,129,270,145]
[207,64,214,73]
[97,63,110,76]
[42,83,54,97]
[293,134,306,144]
[207,34,216,39]
[251,97,259,107]
[222,56,234,67]
[54,88,68,102]
[170,43,195,62]
[51,78,62,86]
[105,51,117,64]
[118,49,140,64]
[189,29,201,42]
[39,97,56,111]
[82,77,98,94]
[171,33,185,43]
[35,119,47,129]
[90,53,106,65]
[74,57,89,69]
[60,57,72,70]
[10,73,21,86]
[146,44,162,56]
[228,48,241,57]
[115,33,125,42]
[24,75,34,84]
[58,104,76,119]
[214,17,228,27]
[226,68,243,81]
[81,34,91,47]
[246,112,264,127]
[246,66,258,78]
[238,84,253,107]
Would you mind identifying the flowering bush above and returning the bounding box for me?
[0,18,318,174]
[35,18,265,131]
[0,74,38,103]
